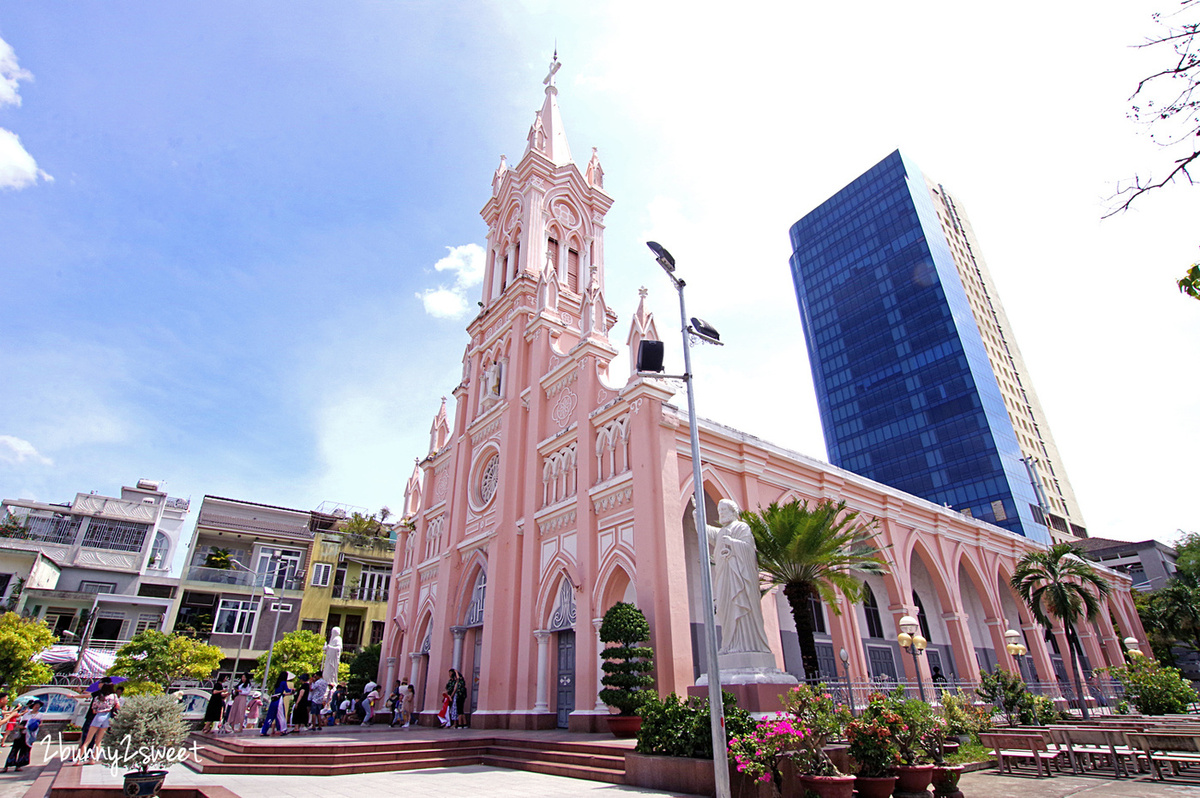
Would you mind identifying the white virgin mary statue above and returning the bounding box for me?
[701,499,774,656]
[323,626,343,685]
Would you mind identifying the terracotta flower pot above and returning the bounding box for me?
[853,775,897,798]
[894,763,935,794]
[932,764,964,798]
[605,714,642,738]
[797,774,855,798]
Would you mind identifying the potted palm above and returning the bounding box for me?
[598,602,654,737]
[101,693,191,797]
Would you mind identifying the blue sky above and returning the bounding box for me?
[2,2,1197,549]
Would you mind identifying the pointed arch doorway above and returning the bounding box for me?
[548,579,577,729]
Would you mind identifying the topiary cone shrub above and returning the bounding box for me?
[598,602,655,716]
[103,693,190,773]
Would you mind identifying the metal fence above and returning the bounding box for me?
[814,676,1130,717]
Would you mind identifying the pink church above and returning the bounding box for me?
[378,59,1147,731]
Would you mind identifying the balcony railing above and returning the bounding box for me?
[183,566,303,592]
[331,585,389,603]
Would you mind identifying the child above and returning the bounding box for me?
[401,684,415,728]
[436,690,451,727]
[336,695,350,726]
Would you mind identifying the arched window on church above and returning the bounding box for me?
[863,583,884,639]
[567,247,580,293]
[912,590,933,642]
[547,237,560,281]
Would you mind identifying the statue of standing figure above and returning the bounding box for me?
[323,626,343,686]
[698,499,773,656]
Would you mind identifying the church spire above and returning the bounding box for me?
[626,287,659,376]
[524,52,573,166]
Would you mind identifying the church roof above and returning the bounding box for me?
[524,53,573,166]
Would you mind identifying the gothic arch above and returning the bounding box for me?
[535,563,580,628]
[537,568,579,630]
[454,554,489,624]
[905,536,956,613]
[678,470,738,511]
[592,559,633,614]
[594,555,636,614]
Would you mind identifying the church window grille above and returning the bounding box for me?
[424,516,444,561]
[549,578,576,631]
[594,416,630,483]
[465,571,486,627]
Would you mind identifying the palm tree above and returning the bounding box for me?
[742,499,886,682]
[1156,574,1200,653]
[1011,543,1111,719]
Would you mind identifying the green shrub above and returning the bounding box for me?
[636,691,754,759]
[598,602,655,716]
[1107,656,1198,715]
[976,669,1031,726]
[102,693,190,772]
[938,690,990,737]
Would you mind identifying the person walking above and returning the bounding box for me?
[360,683,380,726]
[2,700,41,772]
[444,670,460,729]
[246,691,263,726]
[309,674,328,731]
[387,680,405,726]
[401,684,415,728]
[260,674,292,736]
[290,673,311,732]
[202,679,227,735]
[77,685,118,763]
[227,674,252,732]
[453,670,468,728]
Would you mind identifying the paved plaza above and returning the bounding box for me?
[6,724,1200,798]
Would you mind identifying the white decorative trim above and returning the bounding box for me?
[551,389,578,428]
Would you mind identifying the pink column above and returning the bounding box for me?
[941,612,981,682]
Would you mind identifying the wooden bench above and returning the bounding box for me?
[978,732,1063,778]
[1125,732,1200,780]
[1045,726,1142,777]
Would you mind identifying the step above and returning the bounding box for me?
[188,753,486,776]
[485,744,625,770]
[195,742,485,765]
[480,755,625,784]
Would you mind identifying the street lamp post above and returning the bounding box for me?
[643,241,730,798]
[259,586,281,692]
[897,615,927,702]
[229,558,274,682]
[1004,627,1033,721]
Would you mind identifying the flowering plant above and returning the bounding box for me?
[845,717,900,777]
[727,716,806,790]
[782,683,852,775]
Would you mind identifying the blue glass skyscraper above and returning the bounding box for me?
[789,151,1085,544]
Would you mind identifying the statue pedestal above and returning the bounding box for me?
[690,659,799,715]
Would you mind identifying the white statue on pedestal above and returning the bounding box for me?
[323,626,343,685]
[695,499,797,686]
[702,499,773,656]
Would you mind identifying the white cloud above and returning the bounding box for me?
[0,37,50,190]
[0,129,51,189]
[416,244,485,319]
[0,435,53,466]
[0,37,31,109]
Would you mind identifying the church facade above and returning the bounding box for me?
[377,59,1147,730]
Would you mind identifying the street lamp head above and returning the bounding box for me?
[897,631,913,648]
[1123,636,1140,650]
[646,241,676,273]
[1004,628,1020,644]
[689,317,721,344]
[263,586,276,596]
[1016,644,1027,656]
[912,635,927,651]
[839,647,849,664]
[898,615,919,635]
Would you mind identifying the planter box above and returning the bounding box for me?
[625,751,716,796]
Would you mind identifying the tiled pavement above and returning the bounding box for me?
[69,762,704,797]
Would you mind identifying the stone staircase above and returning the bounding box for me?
[187,733,628,783]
